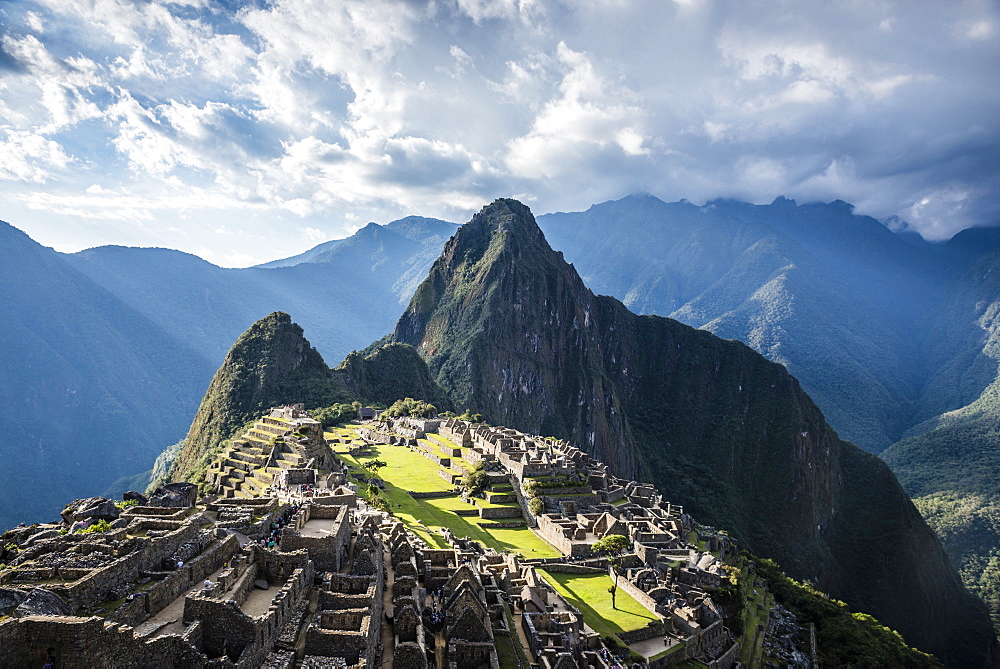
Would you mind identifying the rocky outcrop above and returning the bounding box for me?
[13,588,73,617]
[147,482,197,508]
[0,588,28,616]
[60,498,120,524]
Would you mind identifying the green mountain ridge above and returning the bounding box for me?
[883,247,1000,631]
[386,198,996,666]
[169,312,450,486]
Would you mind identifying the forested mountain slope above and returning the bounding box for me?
[883,243,1000,630]
[0,221,212,530]
[388,198,996,666]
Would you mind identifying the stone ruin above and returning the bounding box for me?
[0,405,759,668]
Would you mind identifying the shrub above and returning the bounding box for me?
[529,497,545,515]
[464,464,490,497]
[77,519,113,534]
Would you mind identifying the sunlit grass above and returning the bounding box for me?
[334,435,560,557]
[538,570,657,637]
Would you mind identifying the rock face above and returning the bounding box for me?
[389,198,997,667]
[122,491,148,505]
[13,588,72,617]
[0,588,28,616]
[60,497,120,524]
[147,482,198,508]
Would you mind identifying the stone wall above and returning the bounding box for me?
[446,640,499,669]
[616,620,665,644]
[478,521,527,529]
[477,506,523,519]
[280,505,349,572]
[0,615,211,668]
[122,506,189,520]
[611,566,661,617]
[539,563,604,574]
[184,562,314,667]
[407,491,455,499]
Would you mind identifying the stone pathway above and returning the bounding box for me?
[511,608,537,664]
[629,634,681,659]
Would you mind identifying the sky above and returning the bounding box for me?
[0,0,997,267]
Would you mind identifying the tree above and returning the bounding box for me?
[366,485,389,512]
[384,397,437,418]
[463,463,490,497]
[593,534,631,609]
[364,459,387,473]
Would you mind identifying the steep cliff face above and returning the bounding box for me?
[391,199,996,666]
[170,311,350,483]
[393,199,639,475]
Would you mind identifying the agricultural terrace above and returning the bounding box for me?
[538,570,658,638]
[329,426,561,558]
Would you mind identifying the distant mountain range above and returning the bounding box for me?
[539,194,1000,455]
[0,215,455,531]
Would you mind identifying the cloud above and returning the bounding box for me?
[0,129,72,182]
[0,0,996,264]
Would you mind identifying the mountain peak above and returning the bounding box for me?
[462,198,544,242]
[168,311,347,485]
[391,198,582,364]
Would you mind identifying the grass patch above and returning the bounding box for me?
[336,437,560,557]
[426,433,460,449]
[538,570,657,637]
[338,444,453,494]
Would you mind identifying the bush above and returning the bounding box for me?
[383,397,437,419]
[529,497,545,515]
[309,402,358,429]
[464,464,490,497]
[77,519,113,534]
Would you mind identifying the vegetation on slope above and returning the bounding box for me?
[752,556,940,668]
[168,312,352,484]
[0,221,211,531]
[883,249,1000,635]
[337,343,452,410]
[386,198,997,666]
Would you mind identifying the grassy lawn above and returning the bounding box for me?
[338,444,453,494]
[417,438,457,460]
[335,438,561,557]
[539,570,657,638]
[426,432,460,449]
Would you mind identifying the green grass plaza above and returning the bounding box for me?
[327,424,662,639]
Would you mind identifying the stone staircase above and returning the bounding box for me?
[208,420,309,498]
